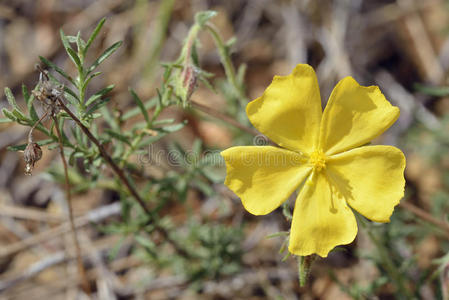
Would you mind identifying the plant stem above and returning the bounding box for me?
[399,202,449,238]
[204,23,247,102]
[191,99,258,136]
[56,98,193,259]
[358,215,414,299]
[52,115,90,294]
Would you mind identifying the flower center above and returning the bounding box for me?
[308,150,327,171]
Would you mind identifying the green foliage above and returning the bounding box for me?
[2,14,247,286]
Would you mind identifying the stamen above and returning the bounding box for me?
[308,150,327,172]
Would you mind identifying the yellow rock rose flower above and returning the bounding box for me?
[221,64,406,257]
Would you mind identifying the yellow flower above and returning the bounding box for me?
[221,64,406,257]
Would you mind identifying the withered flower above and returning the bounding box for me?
[24,142,42,175]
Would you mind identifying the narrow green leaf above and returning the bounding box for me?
[60,29,80,68]
[0,118,11,123]
[39,56,76,86]
[63,86,80,104]
[86,84,114,107]
[130,88,150,125]
[104,129,131,145]
[86,97,111,115]
[87,41,122,74]
[12,109,28,121]
[152,118,174,126]
[415,83,449,97]
[195,10,217,27]
[60,29,71,50]
[4,87,19,110]
[156,121,186,133]
[23,84,39,121]
[66,47,82,70]
[22,84,31,104]
[137,134,165,148]
[84,18,106,56]
[122,97,158,120]
[2,108,17,121]
[76,31,86,54]
[57,118,71,146]
[83,71,102,88]
[64,91,80,106]
[100,106,119,131]
[7,139,54,151]
[66,35,78,43]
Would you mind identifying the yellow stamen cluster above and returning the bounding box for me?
[309,150,327,171]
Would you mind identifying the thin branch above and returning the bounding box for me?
[400,201,449,238]
[55,98,193,259]
[52,115,91,293]
[191,99,258,136]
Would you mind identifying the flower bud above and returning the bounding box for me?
[175,64,198,106]
[24,142,42,175]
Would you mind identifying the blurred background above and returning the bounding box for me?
[1,0,449,299]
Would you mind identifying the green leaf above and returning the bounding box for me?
[66,47,82,70]
[22,84,39,121]
[39,56,76,86]
[4,87,19,110]
[135,235,156,251]
[76,31,86,54]
[137,134,165,148]
[104,129,131,145]
[66,35,78,43]
[12,108,28,121]
[156,121,187,133]
[237,63,247,85]
[87,41,122,74]
[60,29,80,68]
[0,118,11,123]
[60,29,71,49]
[152,118,174,126]
[64,90,80,106]
[2,108,17,121]
[85,97,111,115]
[83,71,102,88]
[195,10,217,27]
[63,86,80,104]
[122,97,158,120]
[100,106,119,131]
[86,84,114,107]
[7,139,54,151]
[57,118,71,146]
[84,18,106,56]
[130,88,150,125]
[415,83,449,97]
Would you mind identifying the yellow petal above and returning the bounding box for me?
[319,77,400,155]
[247,64,322,154]
[326,145,406,222]
[221,146,311,215]
[289,172,357,257]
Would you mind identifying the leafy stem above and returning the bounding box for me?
[55,97,194,260]
[52,114,90,293]
[204,23,246,103]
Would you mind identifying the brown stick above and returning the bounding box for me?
[400,202,449,238]
[56,98,192,259]
[52,115,91,293]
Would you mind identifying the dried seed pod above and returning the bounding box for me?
[24,142,42,175]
